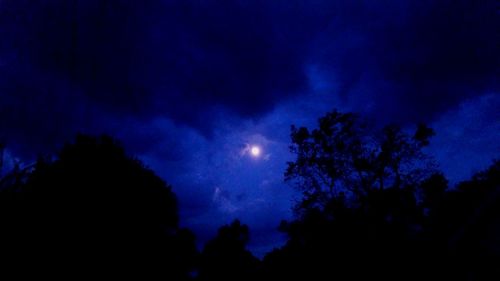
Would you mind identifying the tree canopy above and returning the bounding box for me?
[0,135,196,279]
[198,220,259,281]
[0,111,498,280]
[286,110,436,211]
[270,110,500,280]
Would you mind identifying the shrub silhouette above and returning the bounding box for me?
[0,135,196,279]
[198,220,259,281]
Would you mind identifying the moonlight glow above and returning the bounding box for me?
[250,146,261,157]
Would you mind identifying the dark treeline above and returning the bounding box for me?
[0,110,499,280]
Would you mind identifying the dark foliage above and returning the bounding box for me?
[0,135,196,279]
[285,110,436,212]
[265,110,500,280]
[198,220,259,281]
[0,111,499,280]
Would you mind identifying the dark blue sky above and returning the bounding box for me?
[0,0,498,256]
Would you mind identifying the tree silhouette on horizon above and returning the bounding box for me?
[285,110,436,212]
[0,135,196,279]
[264,110,500,280]
[198,219,259,281]
[0,112,498,280]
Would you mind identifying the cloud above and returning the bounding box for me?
[0,0,312,141]
[308,0,499,123]
[0,0,498,255]
[1,0,497,155]
[429,92,500,183]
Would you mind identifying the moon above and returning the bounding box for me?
[250,146,261,157]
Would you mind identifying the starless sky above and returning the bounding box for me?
[0,0,499,256]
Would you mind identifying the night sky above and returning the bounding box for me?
[0,0,498,256]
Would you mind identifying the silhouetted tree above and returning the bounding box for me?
[266,107,500,280]
[0,116,498,280]
[198,220,259,281]
[268,110,444,280]
[431,160,500,279]
[286,110,435,212]
[0,135,196,279]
